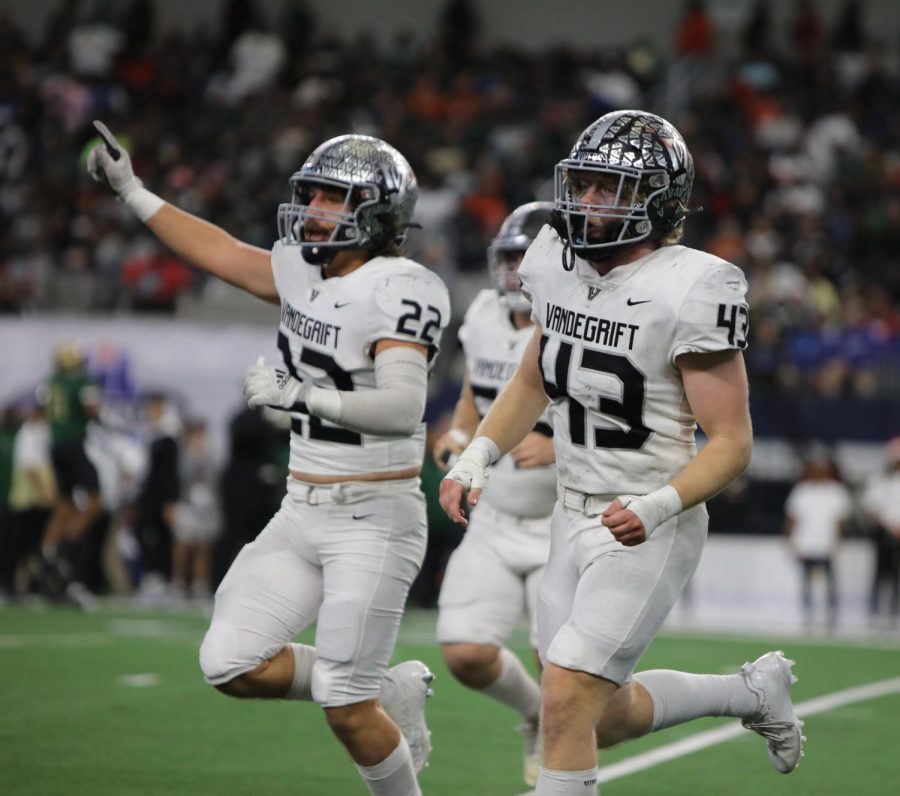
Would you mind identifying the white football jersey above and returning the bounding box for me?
[459,289,557,518]
[519,227,749,496]
[270,242,451,476]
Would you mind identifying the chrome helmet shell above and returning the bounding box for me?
[488,201,554,313]
[278,135,418,264]
[554,110,694,260]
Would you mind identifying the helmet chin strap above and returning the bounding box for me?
[301,244,337,265]
[580,244,640,265]
[567,222,641,266]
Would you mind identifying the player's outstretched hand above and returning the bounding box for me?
[86,120,139,196]
[440,439,497,527]
[242,356,307,410]
[439,477,478,528]
[601,497,648,547]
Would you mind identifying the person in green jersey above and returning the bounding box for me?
[39,340,104,601]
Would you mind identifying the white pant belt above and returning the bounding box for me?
[288,477,419,506]
[557,486,618,518]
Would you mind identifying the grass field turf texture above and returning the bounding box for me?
[2,604,899,795]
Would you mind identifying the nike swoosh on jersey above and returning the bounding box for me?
[352,512,375,520]
[334,301,352,308]
[626,298,652,306]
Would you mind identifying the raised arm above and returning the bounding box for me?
[87,121,278,303]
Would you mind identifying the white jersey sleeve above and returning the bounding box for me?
[457,289,494,358]
[670,262,749,363]
[365,266,451,365]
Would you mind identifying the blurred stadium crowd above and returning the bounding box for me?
[3,0,900,398]
[1,0,900,611]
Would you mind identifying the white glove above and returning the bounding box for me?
[442,436,500,493]
[242,356,308,410]
[86,120,163,221]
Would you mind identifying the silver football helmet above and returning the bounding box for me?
[277,134,418,264]
[488,201,554,313]
[554,110,694,261]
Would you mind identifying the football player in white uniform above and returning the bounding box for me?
[433,202,555,787]
[440,111,805,794]
[88,122,450,796]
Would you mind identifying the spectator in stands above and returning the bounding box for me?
[783,449,852,629]
[862,437,900,627]
[39,340,104,599]
[3,400,55,600]
[120,240,193,313]
[0,403,21,600]
[789,0,824,59]
[134,392,181,599]
[212,405,287,589]
[675,0,716,57]
[170,420,220,600]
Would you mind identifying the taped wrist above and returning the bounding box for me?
[443,435,501,492]
[121,183,165,222]
[621,485,683,538]
[463,436,502,468]
[305,345,427,436]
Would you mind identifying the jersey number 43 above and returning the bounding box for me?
[539,335,651,450]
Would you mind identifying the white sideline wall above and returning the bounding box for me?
[669,535,879,634]
[1,316,278,464]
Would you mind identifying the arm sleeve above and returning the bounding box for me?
[305,345,428,437]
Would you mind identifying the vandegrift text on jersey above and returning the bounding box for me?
[544,302,639,351]
[281,301,342,348]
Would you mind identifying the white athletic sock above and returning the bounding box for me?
[283,643,316,701]
[481,647,541,721]
[355,735,421,796]
[535,766,599,795]
[633,669,760,731]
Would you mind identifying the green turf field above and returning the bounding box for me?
[1,603,899,795]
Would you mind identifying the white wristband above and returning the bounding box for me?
[121,184,165,222]
[619,485,683,538]
[448,428,471,447]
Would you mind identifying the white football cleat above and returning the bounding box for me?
[740,650,806,773]
[517,717,542,787]
[380,660,434,773]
